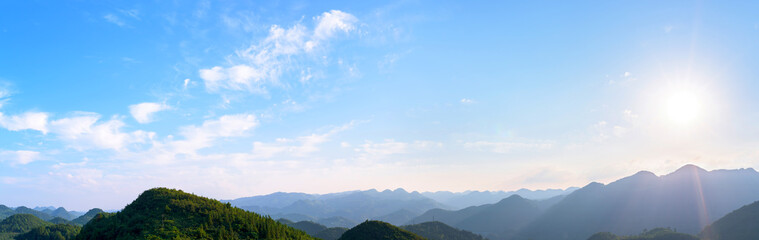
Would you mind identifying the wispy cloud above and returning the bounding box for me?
[198,10,358,94]
[129,102,170,124]
[0,150,41,165]
[104,14,126,27]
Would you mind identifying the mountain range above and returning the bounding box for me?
[224,187,574,227]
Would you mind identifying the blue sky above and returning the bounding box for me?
[1,0,759,210]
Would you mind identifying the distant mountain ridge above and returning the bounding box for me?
[224,187,575,226]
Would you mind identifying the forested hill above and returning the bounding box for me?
[701,200,759,240]
[402,221,487,240]
[338,220,425,240]
[77,188,315,240]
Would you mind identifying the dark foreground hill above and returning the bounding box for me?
[77,188,315,240]
[338,220,424,240]
[314,227,349,240]
[402,221,487,240]
[701,200,759,240]
[0,214,52,239]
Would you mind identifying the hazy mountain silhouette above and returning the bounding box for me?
[233,188,447,224]
[410,195,549,239]
[516,164,759,239]
[422,188,577,210]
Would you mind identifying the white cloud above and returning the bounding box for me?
[129,102,170,124]
[0,112,49,133]
[183,78,191,88]
[104,14,126,27]
[461,98,474,104]
[0,150,40,165]
[171,114,259,153]
[49,113,153,151]
[464,141,552,153]
[198,10,357,93]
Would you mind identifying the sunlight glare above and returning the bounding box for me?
[665,91,701,126]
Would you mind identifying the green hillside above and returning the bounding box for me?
[48,217,70,224]
[587,228,699,240]
[14,224,81,240]
[402,221,487,240]
[76,187,315,240]
[701,200,759,240]
[70,209,103,226]
[314,227,348,240]
[0,214,51,233]
[338,220,425,240]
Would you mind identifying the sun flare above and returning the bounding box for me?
[665,90,702,126]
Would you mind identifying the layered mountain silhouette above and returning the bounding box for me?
[515,164,759,240]
[422,188,577,210]
[226,187,571,227]
[409,195,557,239]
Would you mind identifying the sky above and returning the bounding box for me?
[1,0,759,211]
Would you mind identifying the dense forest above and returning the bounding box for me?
[77,188,314,239]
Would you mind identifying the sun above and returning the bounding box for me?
[665,90,701,126]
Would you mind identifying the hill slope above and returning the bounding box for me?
[587,228,699,240]
[77,188,315,240]
[314,227,348,240]
[338,220,424,240]
[701,200,759,240]
[14,224,81,240]
[402,221,486,240]
[70,209,103,226]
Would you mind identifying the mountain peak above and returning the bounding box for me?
[670,164,708,175]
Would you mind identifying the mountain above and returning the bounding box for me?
[70,208,104,226]
[422,188,578,210]
[701,200,759,240]
[402,221,487,240]
[287,220,329,235]
[517,165,759,239]
[234,188,447,224]
[410,195,543,239]
[14,224,81,240]
[316,216,359,228]
[11,207,53,221]
[49,207,75,220]
[314,227,349,240]
[338,220,424,240]
[0,206,13,220]
[587,228,698,240]
[376,209,419,226]
[77,188,315,239]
